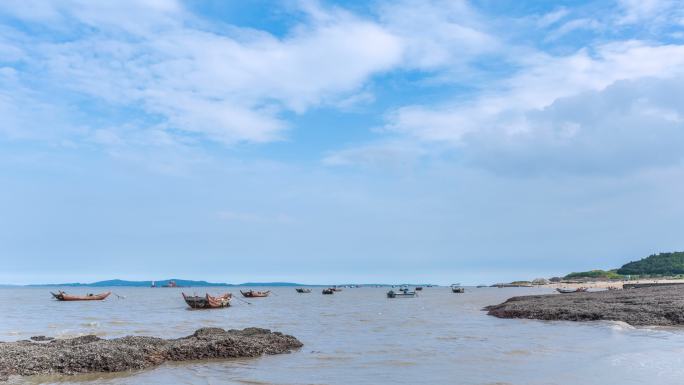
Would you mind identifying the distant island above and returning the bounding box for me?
[25,279,305,288]
[563,252,684,279]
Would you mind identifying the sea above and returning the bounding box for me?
[2,286,684,385]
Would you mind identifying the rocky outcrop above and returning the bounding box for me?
[0,327,302,381]
[485,285,684,326]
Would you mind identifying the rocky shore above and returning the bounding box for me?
[0,327,302,381]
[485,285,684,326]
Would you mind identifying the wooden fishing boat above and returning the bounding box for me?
[51,291,111,301]
[415,286,423,291]
[387,289,416,298]
[295,288,311,293]
[322,288,334,295]
[240,290,270,298]
[182,292,231,309]
[451,286,464,293]
[556,287,588,294]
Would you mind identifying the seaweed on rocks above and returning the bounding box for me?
[0,327,302,381]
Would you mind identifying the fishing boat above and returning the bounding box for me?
[295,288,311,293]
[240,290,270,298]
[51,291,111,301]
[556,287,588,294]
[322,288,334,295]
[387,288,416,298]
[331,286,343,292]
[450,284,465,293]
[182,292,231,309]
[415,286,423,291]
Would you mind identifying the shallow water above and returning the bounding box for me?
[2,286,684,385]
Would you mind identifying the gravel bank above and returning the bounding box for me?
[485,285,684,326]
[0,327,302,381]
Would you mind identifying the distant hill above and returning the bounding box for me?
[27,279,303,287]
[617,252,684,276]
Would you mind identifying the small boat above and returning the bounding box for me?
[387,288,416,298]
[182,292,231,309]
[51,291,111,301]
[476,285,487,288]
[331,286,343,292]
[322,288,334,295]
[240,290,270,298]
[295,288,311,293]
[415,286,423,291]
[556,287,588,294]
[451,285,464,293]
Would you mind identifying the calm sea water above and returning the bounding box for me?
[2,286,684,385]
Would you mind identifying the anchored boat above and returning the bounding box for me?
[51,291,111,301]
[322,288,334,295]
[387,288,417,298]
[240,290,270,298]
[556,287,588,294]
[182,292,231,309]
[295,288,311,293]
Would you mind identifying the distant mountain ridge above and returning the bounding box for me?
[26,279,304,287]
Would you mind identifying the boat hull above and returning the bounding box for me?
[387,290,417,298]
[51,291,111,301]
[240,290,270,298]
[183,293,231,309]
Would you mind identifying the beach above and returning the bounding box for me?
[542,278,684,290]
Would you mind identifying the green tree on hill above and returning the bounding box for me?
[564,270,622,279]
[617,252,684,275]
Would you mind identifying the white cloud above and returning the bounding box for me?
[616,0,680,24]
[538,8,570,28]
[0,1,403,145]
[346,41,684,174]
[386,42,684,142]
[461,77,684,175]
[545,18,602,41]
[378,0,499,71]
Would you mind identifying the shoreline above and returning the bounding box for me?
[540,278,684,290]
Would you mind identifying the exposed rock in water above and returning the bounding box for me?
[0,327,302,381]
[485,285,684,326]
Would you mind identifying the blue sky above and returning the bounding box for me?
[2,0,684,285]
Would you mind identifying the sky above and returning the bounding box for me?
[1,0,684,285]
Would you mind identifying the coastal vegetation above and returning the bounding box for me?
[558,252,684,280]
[563,270,622,280]
[617,252,684,276]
